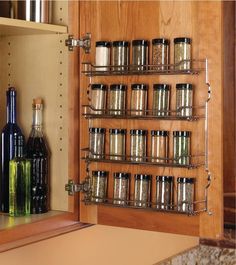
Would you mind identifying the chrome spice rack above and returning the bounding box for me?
[73,58,213,216]
[74,172,212,216]
[81,149,205,169]
[82,59,206,76]
[82,105,205,121]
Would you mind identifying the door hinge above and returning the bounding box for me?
[65,178,90,196]
[65,33,91,53]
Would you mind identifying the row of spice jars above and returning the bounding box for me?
[91,83,193,117]
[95,37,191,71]
[89,128,191,165]
[91,170,195,213]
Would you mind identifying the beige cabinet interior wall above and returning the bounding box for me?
[0,33,69,211]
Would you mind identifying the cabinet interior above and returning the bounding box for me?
[0,1,70,229]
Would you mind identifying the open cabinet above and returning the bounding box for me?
[0,0,234,252]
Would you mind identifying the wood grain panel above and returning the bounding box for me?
[222,1,236,226]
[97,206,199,236]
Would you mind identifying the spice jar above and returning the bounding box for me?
[151,130,169,163]
[109,84,127,115]
[130,84,148,116]
[177,177,195,212]
[134,174,152,207]
[130,129,147,162]
[152,84,170,116]
[89,128,106,159]
[173,131,191,165]
[132,40,149,71]
[109,129,126,160]
[95,41,111,71]
[91,171,108,202]
[112,41,130,71]
[156,176,174,210]
[113,172,130,205]
[176,83,193,117]
[174,37,191,70]
[152,38,169,70]
[90,84,107,114]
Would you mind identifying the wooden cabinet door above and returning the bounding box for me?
[77,1,228,239]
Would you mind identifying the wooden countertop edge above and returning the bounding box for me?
[0,220,92,253]
[200,238,236,249]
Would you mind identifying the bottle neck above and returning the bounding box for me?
[14,145,24,158]
[7,90,16,124]
[14,135,24,158]
[32,105,43,130]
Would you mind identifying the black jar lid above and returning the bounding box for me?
[92,170,108,177]
[109,129,127,134]
[152,38,169,45]
[96,41,111,47]
[113,172,130,179]
[131,84,148,90]
[91,84,108,90]
[173,131,191,137]
[177,177,195,184]
[156,176,174,182]
[135,174,152,181]
[176,83,193,90]
[112,41,129,47]
[110,84,127,91]
[132,40,149,46]
[89,127,106,134]
[130,129,148,135]
[153,84,170,90]
[151,130,169,136]
[174,37,191,44]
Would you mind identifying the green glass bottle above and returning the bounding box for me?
[9,135,31,217]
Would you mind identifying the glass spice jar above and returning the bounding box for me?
[113,172,130,205]
[173,131,191,165]
[90,84,107,114]
[91,170,108,202]
[134,174,152,207]
[174,37,191,70]
[132,40,149,71]
[95,41,111,71]
[89,128,106,159]
[152,38,169,70]
[130,129,147,162]
[109,84,127,115]
[156,176,174,210]
[176,83,193,117]
[130,84,148,116]
[112,41,130,71]
[152,84,170,116]
[177,177,195,213]
[109,129,126,160]
[151,130,169,163]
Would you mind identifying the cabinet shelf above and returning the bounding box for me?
[82,105,205,121]
[82,149,205,169]
[0,17,67,36]
[82,59,206,77]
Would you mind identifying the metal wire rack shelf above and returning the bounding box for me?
[82,59,206,77]
[81,148,205,169]
[82,105,205,121]
[83,198,206,216]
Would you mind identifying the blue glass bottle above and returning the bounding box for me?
[0,87,24,213]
